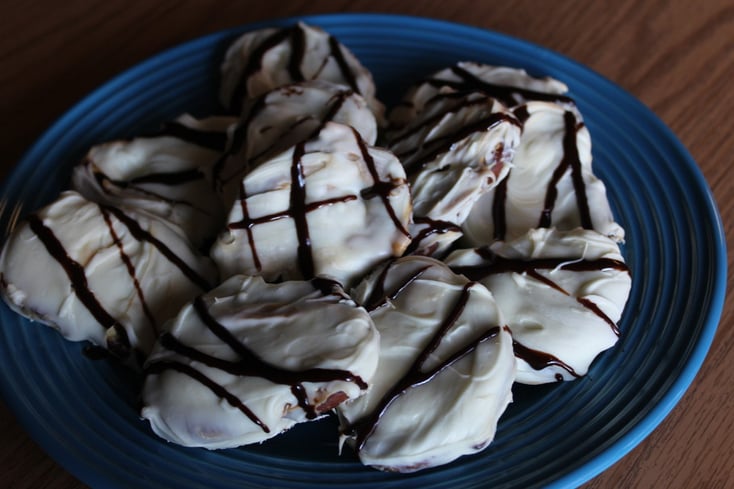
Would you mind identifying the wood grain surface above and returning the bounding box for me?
[1,1,732,488]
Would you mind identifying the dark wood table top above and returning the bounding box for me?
[2,1,732,487]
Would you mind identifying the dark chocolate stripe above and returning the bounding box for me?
[145,360,271,433]
[389,94,497,147]
[100,207,158,336]
[27,214,118,330]
[91,169,213,217]
[328,35,360,94]
[228,194,358,231]
[287,23,306,82]
[397,112,520,176]
[236,180,262,272]
[290,141,314,279]
[229,26,296,112]
[512,339,580,378]
[363,264,431,312]
[491,171,510,241]
[213,96,268,187]
[539,110,592,229]
[146,294,367,426]
[90,170,211,216]
[351,127,411,238]
[403,217,462,256]
[190,297,367,388]
[146,121,229,152]
[452,248,630,280]
[578,297,620,336]
[101,205,211,291]
[450,248,629,334]
[434,64,576,108]
[245,88,355,166]
[127,168,205,186]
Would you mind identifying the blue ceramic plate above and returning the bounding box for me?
[0,14,726,489]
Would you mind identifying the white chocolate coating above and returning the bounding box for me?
[215,80,378,200]
[462,102,625,245]
[141,274,379,448]
[211,122,412,287]
[446,228,631,384]
[71,114,234,248]
[339,256,515,472]
[389,61,573,130]
[388,93,521,224]
[0,191,217,359]
[220,22,384,122]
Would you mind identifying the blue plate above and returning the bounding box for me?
[0,13,726,489]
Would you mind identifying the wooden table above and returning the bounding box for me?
[1,1,732,487]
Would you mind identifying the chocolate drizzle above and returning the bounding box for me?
[214,88,355,190]
[100,205,212,291]
[487,108,593,241]
[361,262,431,312]
[100,207,158,337]
[227,139,359,279]
[538,111,592,229]
[403,217,462,256]
[27,214,119,331]
[146,359,271,433]
[328,35,360,94]
[145,294,367,431]
[89,164,212,217]
[229,25,299,112]
[212,97,267,188]
[512,339,580,378]
[491,172,510,241]
[351,128,410,238]
[450,248,629,336]
[248,89,356,167]
[345,281,501,450]
[287,24,306,82]
[227,24,363,113]
[426,64,576,108]
[236,180,261,272]
[289,141,315,279]
[390,95,520,176]
[145,120,229,152]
